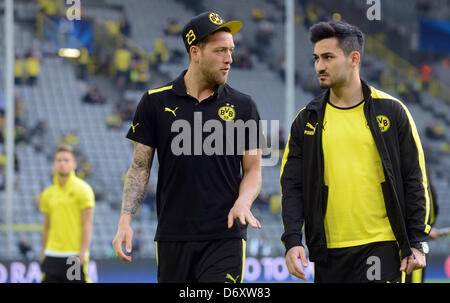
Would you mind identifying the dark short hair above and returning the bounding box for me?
[309,21,365,57]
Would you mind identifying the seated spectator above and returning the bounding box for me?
[130,54,151,90]
[425,122,445,140]
[82,85,106,105]
[440,142,450,154]
[60,131,80,148]
[14,56,24,85]
[150,37,170,69]
[14,122,30,144]
[252,7,265,21]
[164,18,182,36]
[119,11,132,38]
[114,46,132,89]
[105,18,120,37]
[15,94,26,123]
[29,120,48,152]
[106,109,123,130]
[38,0,61,16]
[25,51,40,86]
[304,3,318,28]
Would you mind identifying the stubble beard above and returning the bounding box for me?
[200,62,227,86]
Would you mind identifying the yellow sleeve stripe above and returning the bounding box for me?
[370,86,431,233]
[148,85,173,95]
[279,107,306,197]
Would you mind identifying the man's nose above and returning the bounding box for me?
[316,59,326,73]
[225,50,233,64]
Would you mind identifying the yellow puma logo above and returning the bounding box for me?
[306,122,317,131]
[165,107,179,117]
[304,122,318,135]
[131,123,139,133]
[225,273,239,283]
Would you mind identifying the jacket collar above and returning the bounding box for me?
[53,170,76,189]
[306,79,372,112]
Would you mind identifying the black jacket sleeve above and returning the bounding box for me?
[396,103,431,245]
[280,111,305,253]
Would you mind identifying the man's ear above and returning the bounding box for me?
[190,45,201,63]
[350,51,361,67]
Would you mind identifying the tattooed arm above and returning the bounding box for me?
[112,142,155,262]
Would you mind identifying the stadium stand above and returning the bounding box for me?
[0,0,448,268]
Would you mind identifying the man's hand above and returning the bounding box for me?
[400,248,426,274]
[286,246,308,280]
[227,199,261,229]
[112,216,134,262]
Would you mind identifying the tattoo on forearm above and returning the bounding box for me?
[121,144,153,216]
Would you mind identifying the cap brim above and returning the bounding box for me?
[215,20,242,35]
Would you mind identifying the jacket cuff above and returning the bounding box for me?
[283,234,303,255]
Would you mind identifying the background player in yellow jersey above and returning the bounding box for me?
[280,21,430,282]
[40,145,95,283]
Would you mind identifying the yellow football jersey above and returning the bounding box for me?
[40,171,95,255]
[322,101,395,248]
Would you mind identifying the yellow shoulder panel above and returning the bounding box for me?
[148,85,173,95]
[370,86,400,102]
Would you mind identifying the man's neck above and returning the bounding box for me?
[184,68,216,102]
[56,174,70,187]
[329,76,364,108]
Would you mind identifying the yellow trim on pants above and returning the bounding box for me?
[241,239,246,283]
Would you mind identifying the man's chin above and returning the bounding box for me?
[216,75,228,85]
[319,80,331,89]
[56,172,71,178]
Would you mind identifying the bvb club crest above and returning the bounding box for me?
[209,13,223,25]
[218,103,235,121]
[376,115,390,132]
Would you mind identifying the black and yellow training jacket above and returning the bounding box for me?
[280,80,431,262]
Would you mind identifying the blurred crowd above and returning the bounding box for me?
[1,0,448,216]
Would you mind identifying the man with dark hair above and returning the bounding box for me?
[280,21,430,283]
[309,21,365,58]
[112,12,264,283]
